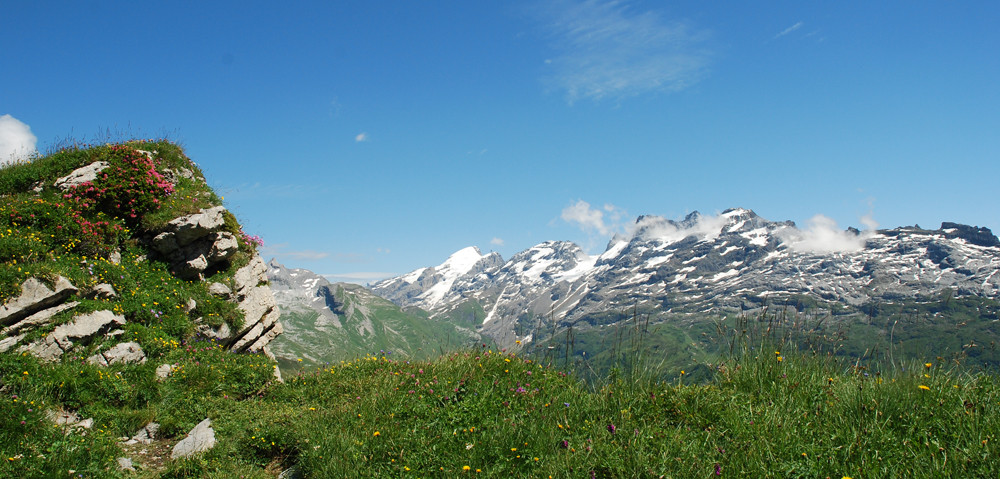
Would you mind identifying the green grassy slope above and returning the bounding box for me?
[0,141,277,477]
[272,283,479,372]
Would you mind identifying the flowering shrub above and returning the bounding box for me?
[0,197,128,260]
[239,228,264,248]
[63,145,174,226]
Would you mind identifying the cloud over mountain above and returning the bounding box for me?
[0,115,37,165]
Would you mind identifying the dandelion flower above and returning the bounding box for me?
[463,465,471,471]
[373,431,381,436]
[918,385,930,391]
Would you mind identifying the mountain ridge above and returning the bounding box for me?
[372,207,1000,348]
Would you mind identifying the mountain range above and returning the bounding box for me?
[267,207,1000,369]
[371,208,1000,350]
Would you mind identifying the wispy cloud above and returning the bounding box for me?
[630,212,732,243]
[776,214,876,254]
[490,237,505,246]
[561,199,627,236]
[322,272,398,285]
[334,252,372,264]
[773,21,803,39]
[0,114,37,165]
[260,243,330,261]
[618,208,880,255]
[535,0,712,103]
[355,132,369,142]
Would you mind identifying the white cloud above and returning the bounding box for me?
[355,132,368,142]
[860,213,879,231]
[774,21,803,39]
[562,199,614,235]
[630,211,730,243]
[777,214,876,254]
[536,0,712,103]
[323,272,398,285]
[0,115,38,165]
[490,237,505,246]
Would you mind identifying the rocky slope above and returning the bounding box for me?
[0,140,288,473]
[373,208,1000,347]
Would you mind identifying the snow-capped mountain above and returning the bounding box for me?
[372,246,504,311]
[372,208,1000,347]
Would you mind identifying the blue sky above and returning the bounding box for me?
[2,1,998,283]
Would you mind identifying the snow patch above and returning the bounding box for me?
[400,267,427,284]
[599,239,628,262]
[645,254,674,268]
[418,247,486,307]
[712,269,739,281]
[555,254,598,282]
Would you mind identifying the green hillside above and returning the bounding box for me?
[272,283,479,372]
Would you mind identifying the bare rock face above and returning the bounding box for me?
[149,206,283,354]
[46,408,94,432]
[155,364,175,381]
[171,418,216,459]
[0,276,78,327]
[1,277,82,354]
[208,282,231,297]
[227,256,282,353]
[24,310,126,361]
[2,301,79,338]
[196,322,232,341]
[54,161,110,191]
[168,206,227,244]
[87,341,147,366]
[150,206,239,280]
[125,422,159,445]
[87,283,118,299]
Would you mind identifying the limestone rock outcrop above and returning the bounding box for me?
[87,341,147,366]
[227,256,282,353]
[24,310,126,361]
[151,206,239,280]
[54,161,110,191]
[171,418,216,459]
[0,276,78,327]
[0,276,84,355]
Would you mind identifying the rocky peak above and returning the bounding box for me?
[941,222,1000,247]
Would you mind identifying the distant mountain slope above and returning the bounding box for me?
[372,208,1000,350]
[267,260,479,368]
